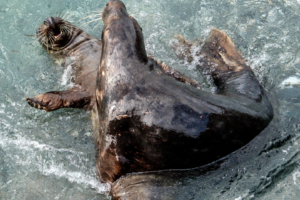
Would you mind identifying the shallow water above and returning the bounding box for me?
[1,0,300,199]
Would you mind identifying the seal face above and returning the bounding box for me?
[96,0,273,184]
[26,17,103,112]
[36,17,73,51]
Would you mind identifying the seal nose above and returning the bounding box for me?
[44,17,55,27]
[44,17,61,36]
[104,0,127,17]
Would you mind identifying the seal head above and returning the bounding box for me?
[100,0,148,64]
[36,17,78,51]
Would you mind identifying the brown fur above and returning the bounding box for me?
[26,17,102,111]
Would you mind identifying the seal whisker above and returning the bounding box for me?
[47,39,53,48]
[77,13,102,22]
[32,34,45,45]
[32,33,48,46]
[64,23,73,30]
[49,37,54,47]
[58,11,63,18]
[61,22,73,33]
[43,33,54,50]
[64,14,71,21]
[61,26,67,34]
[40,35,47,44]
[81,18,103,27]
[60,24,67,33]
[50,37,56,48]
[62,24,72,36]
[64,29,70,36]
[61,7,73,21]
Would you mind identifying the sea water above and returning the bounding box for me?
[1,0,300,199]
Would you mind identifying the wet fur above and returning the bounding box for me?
[26,17,102,112]
[27,17,197,112]
[96,0,273,189]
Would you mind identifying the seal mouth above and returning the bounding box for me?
[37,17,75,50]
[54,32,62,40]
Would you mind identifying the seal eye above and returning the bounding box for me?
[106,3,109,6]
[44,20,48,25]
[36,28,41,35]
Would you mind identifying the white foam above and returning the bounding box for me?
[246,52,270,70]
[43,165,109,193]
[61,64,75,88]
[0,43,9,61]
[0,134,85,155]
[293,171,300,189]
[234,190,249,200]
[0,134,109,193]
[279,76,300,89]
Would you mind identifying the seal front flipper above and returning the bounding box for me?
[26,90,91,111]
[173,29,269,102]
[171,34,202,63]
[148,58,201,89]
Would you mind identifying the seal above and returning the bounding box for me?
[26,17,102,111]
[96,0,273,188]
[26,17,200,112]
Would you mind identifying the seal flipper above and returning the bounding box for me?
[200,29,264,101]
[173,29,265,102]
[26,90,91,111]
[171,34,202,63]
[148,58,202,89]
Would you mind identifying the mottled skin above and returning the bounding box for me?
[96,1,273,192]
[26,17,102,111]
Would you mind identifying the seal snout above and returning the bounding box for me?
[43,17,62,38]
[44,17,55,26]
[102,0,128,22]
[36,16,74,49]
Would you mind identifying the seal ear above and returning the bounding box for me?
[130,16,148,64]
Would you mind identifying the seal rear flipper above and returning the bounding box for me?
[26,90,92,111]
